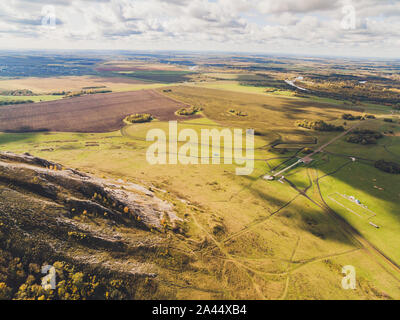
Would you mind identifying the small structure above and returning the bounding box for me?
[301,156,313,165]
[369,222,380,229]
[263,175,274,181]
[273,159,302,177]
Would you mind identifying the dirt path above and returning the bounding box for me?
[300,122,363,162]
[0,89,195,133]
[189,211,267,299]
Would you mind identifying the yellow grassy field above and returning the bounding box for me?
[98,60,188,71]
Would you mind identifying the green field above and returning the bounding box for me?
[191,81,296,97]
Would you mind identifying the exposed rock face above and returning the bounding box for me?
[0,152,192,300]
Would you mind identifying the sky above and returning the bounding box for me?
[0,0,399,58]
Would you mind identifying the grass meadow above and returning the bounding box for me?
[1,82,400,298]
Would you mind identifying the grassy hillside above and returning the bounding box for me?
[1,83,399,299]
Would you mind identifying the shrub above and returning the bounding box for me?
[65,89,112,98]
[375,160,400,174]
[277,148,288,154]
[176,106,201,116]
[125,113,153,123]
[352,129,383,136]
[295,119,344,132]
[346,129,383,145]
[342,113,375,120]
[0,282,12,300]
[51,91,68,95]
[68,231,87,241]
[228,109,248,117]
[0,99,34,106]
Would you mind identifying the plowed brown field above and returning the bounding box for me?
[0,90,197,133]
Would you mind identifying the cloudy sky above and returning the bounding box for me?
[0,0,399,58]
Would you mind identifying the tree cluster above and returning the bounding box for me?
[346,129,383,145]
[295,119,344,132]
[0,99,34,106]
[0,89,35,96]
[125,113,153,123]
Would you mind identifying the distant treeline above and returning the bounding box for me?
[228,109,248,117]
[346,129,383,145]
[239,74,289,89]
[63,89,112,98]
[0,99,33,106]
[310,73,389,82]
[176,106,202,116]
[295,119,344,132]
[342,113,375,120]
[125,113,153,123]
[301,81,400,107]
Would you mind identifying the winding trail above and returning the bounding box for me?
[383,142,400,160]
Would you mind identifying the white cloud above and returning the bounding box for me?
[0,0,399,58]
